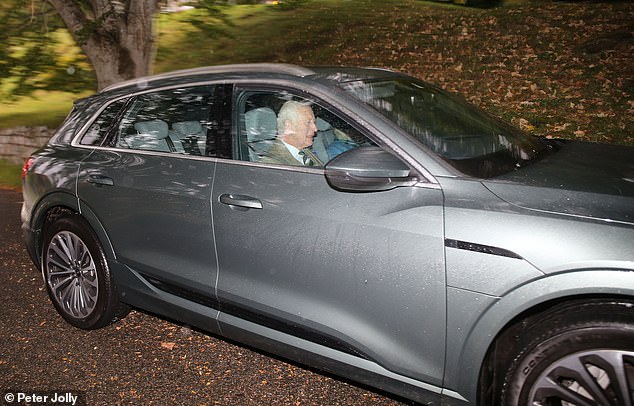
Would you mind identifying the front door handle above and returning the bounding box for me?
[219,194,262,210]
[87,174,114,186]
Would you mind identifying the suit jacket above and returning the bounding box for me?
[258,140,323,167]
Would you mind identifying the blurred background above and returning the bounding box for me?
[1,0,632,188]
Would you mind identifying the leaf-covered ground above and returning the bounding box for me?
[298,2,633,144]
[190,0,632,144]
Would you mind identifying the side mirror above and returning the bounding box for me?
[324,146,417,192]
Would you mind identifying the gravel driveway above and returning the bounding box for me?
[0,189,406,405]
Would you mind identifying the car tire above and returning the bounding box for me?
[41,213,129,329]
[500,300,634,406]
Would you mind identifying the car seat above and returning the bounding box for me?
[172,121,207,155]
[312,117,336,163]
[129,120,179,152]
[245,107,277,161]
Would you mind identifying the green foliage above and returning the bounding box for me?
[0,0,95,98]
[221,0,260,4]
[275,0,308,11]
[180,0,234,38]
[0,91,83,129]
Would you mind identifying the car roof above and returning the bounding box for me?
[99,63,401,94]
[100,63,315,93]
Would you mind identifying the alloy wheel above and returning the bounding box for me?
[529,349,634,406]
[45,231,99,319]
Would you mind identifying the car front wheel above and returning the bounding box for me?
[41,213,128,329]
[500,300,634,406]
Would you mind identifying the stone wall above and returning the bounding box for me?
[0,127,54,165]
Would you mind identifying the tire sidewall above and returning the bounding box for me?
[503,323,634,405]
[41,214,116,329]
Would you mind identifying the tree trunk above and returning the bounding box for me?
[47,0,159,91]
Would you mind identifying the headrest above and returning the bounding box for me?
[172,121,204,137]
[245,107,277,142]
[316,117,331,131]
[134,120,169,140]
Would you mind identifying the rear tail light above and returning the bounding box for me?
[22,157,35,181]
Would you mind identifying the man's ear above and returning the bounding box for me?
[278,119,293,135]
[282,119,292,133]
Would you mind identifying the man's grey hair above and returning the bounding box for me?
[277,100,312,132]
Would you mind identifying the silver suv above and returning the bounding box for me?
[22,64,634,405]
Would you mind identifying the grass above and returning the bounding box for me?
[0,159,22,190]
[154,0,440,71]
[0,91,89,129]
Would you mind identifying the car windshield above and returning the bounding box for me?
[340,77,551,178]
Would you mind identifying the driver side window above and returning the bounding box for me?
[236,90,370,167]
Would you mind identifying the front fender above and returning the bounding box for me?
[444,267,634,403]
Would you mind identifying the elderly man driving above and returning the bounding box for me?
[259,100,323,167]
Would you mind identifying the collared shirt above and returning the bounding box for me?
[281,140,304,164]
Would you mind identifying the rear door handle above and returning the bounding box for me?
[87,174,114,186]
[219,194,262,210]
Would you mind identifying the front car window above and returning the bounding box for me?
[340,77,551,178]
[236,90,370,167]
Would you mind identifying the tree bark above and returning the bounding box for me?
[47,0,159,91]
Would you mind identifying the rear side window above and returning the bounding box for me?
[53,99,99,145]
[111,85,230,157]
[79,98,128,146]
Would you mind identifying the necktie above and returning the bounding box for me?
[299,149,321,167]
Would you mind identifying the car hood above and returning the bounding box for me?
[484,141,634,224]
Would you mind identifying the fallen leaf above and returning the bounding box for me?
[161,342,176,350]
[553,123,571,132]
[519,118,535,131]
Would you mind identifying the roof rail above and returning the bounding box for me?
[101,63,315,93]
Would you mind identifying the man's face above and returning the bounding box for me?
[283,106,317,149]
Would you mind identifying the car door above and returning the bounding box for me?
[76,84,227,307]
[211,86,447,385]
